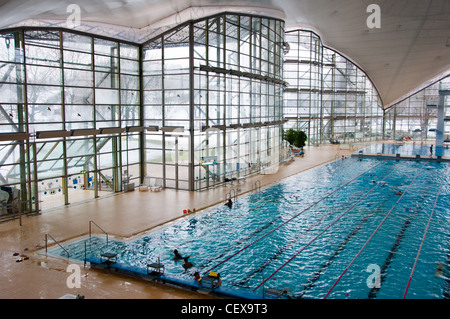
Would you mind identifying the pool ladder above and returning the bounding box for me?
[251,180,261,193]
[85,220,109,267]
[225,189,237,202]
[45,233,70,258]
[89,220,109,244]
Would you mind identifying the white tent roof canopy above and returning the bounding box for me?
[1,0,449,108]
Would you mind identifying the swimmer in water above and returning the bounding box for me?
[172,249,183,261]
[435,263,448,280]
[182,256,194,270]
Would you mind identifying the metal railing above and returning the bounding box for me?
[225,189,237,202]
[45,233,70,258]
[89,220,108,244]
[251,180,261,193]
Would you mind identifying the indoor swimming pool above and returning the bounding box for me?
[47,148,450,299]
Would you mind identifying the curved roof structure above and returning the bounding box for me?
[1,0,449,108]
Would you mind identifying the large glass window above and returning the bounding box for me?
[284,30,383,145]
[0,29,140,216]
[0,13,390,218]
[384,75,450,142]
[142,14,286,191]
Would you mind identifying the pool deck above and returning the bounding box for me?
[0,142,381,299]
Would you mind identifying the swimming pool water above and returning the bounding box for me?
[47,154,450,299]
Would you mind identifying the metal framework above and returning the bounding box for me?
[0,27,141,217]
[384,75,450,142]
[142,13,287,191]
[2,13,416,218]
[0,12,288,217]
[283,30,383,146]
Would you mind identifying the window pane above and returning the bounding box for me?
[63,32,92,53]
[120,43,139,60]
[26,65,61,85]
[65,87,93,104]
[63,50,92,70]
[25,45,60,67]
[95,88,119,104]
[0,83,24,103]
[27,85,60,104]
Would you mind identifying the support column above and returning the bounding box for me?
[188,21,195,191]
[436,90,449,157]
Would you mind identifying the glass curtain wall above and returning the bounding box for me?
[142,24,191,190]
[0,29,141,216]
[284,30,383,145]
[1,14,394,218]
[384,75,450,142]
[143,13,286,191]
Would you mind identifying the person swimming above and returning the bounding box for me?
[435,263,448,280]
[172,249,183,261]
[225,198,233,208]
[182,256,194,270]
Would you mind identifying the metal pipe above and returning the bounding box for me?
[89,220,109,244]
[45,233,70,258]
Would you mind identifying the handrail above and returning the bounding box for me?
[89,220,109,244]
[45,233,70,258]
[252,180,261,193]
[225,189,237,202]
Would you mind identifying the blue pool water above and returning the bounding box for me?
[47,150,450,299]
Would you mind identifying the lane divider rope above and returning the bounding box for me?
[403,163,449,299]
[252,161,403,292]
[203,160,387,275]
[323,162,427,299]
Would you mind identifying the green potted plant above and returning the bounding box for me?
[283,129,307,148]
